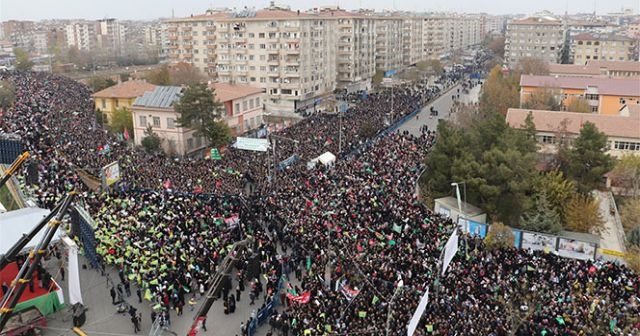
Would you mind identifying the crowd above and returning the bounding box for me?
[1,50,638,336]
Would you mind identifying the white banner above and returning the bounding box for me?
[62,236,83,305]
[441,229,459,276]
[235,137,269,152]
[407,287,429,336]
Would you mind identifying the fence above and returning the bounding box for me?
[246,275,286,336]
[457,217,602,261]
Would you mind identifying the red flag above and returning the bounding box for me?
[194,186,203,194]
[123,127,130,141]
[163,179,172,189]
[287,291,311,304]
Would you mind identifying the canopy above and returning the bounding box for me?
[0,207,61,256]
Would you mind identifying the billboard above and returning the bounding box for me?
[467,220,487,238]
[557,238,596,260]
[235,137,269,152]
[521,232,557,252]
[102,161,121,186]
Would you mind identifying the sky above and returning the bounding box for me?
[0,0,638,21]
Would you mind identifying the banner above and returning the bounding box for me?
[286,291,311,304]
[513,229,522,249]
[224,214,240,229]
[521,232,557,252]
[441,229,459,276]
[407,287,429,336]
[557,238,596,260]
[235,137,269,152]
[278,154,299,171]
[102,161,121,186]
[62,236,83,305]
[339,280,360,301]
[467,220,487,238]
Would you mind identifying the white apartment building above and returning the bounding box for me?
[374,17,404,72]
[402,17,424,66]
[96,18,126,56]
[65,21,96,51]
[422,15,482,60]
[504,16,568,68]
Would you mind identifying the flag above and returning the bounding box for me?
[555,316,565,325]
[340,281,360,301]
[163,179,172,190]
[286,291,311,304]
[144,289,152,301]
[609,319,616,332]
[392,223,402,233]
[306,256,311,270]
[123,127,130,141]
[372,295,380,305]
[358,311,367,318]
[194,186,203,194]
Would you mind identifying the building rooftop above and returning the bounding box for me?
[573,32,634,41]
[510,17,562,25]
[91,80,156,99]
[133,86,183,109]
[506,108,640,139]
[588,60,640,73]
[210,83,263,103]
[520,75,640,97]
[549,61,640,76]
[435,196,485,217]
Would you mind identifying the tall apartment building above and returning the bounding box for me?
[504,16,568,68]
[96,18,126,56]
[374,17,404,72]
[65,21,96,51]
[402,17,423,66]
[421,15,482,60]
[1,20,36,51]
[571,33,638,64]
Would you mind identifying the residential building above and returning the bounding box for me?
[422,15,483,60]
[571,33,637,64]
[548,60,640,77]
[374,17,404,72]
[210,83,265,136]
[504,16,568,68]
[1,20,36,51]
[506,108,640,158]
[132,86,207,156]
[402,17,423,66]
[519,74,640,115]
[65,21,97,51]
[96,18,126,56]
[92,80,157,123]
[626,20,640,39]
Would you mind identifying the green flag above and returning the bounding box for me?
[372,295,380,305]
[392,223,402,233]
[210,148,221,160]
[609,319,616,332]
[306,256,311,270]
[358,311,367,318]
[556,316,565,325]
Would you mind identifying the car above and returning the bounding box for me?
[0,307,46,336]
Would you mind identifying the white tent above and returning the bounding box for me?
[307,152,336,169]
[0,207,60,256]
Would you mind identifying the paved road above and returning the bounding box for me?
[593,190,626,254]
[397,82,482,136]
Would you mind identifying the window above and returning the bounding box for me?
[187,138,194,150]
[614,141,640,151]
[258,33,265,38]
[235,103,240,113]
[541,135,555,144]
[591,106,598,113]
[195,136,202,148]
[101,99,106,108]
[139,116,147,127]
[167,118,175,129]
[585,94,599,100]
[256,97,260,106]
[242,101,248,111]
[115,99,119,107]
[153,117,161,127]
[249,99,254,109]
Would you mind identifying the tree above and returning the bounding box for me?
[170,62,204,86]
[562,122,614,193]
[146,65,171,85]
[140,126,162,152]
[515,57,549,75]
[564,193,605,234]
[88,76,117,92]
[420,121,467,199]
[416,59,443,75]
[624,246,640,273]
[619,198,640,233]
[13,48,34,71]
[120,73,131,82]
[202,120,231,148]
[521,87,561,111]
[372,69,385,87]
[520,192,563,234]
[534,170,577,223]
[109,107,134,138]
[0,80,16,110]
[566,97,591,113]
[479,65,520,115]
[174,83,226,146]
[610,154,640,198]
[484,222,515,249]
[488,36,506,58]
[628,226,640,247]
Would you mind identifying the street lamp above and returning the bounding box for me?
[451,182,465,220]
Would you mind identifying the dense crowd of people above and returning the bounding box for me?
[1,52,638,336]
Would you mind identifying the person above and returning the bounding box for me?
[59,265,65,281]
[110,286,116,305]
[132,313,140,333]
[136,287,142,303]
[236,284,241,302]
[124,279,131,297]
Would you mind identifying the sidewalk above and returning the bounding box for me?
[593,190,626,254]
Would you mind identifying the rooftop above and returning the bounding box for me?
[133,86,183,109]
[91,80,156,99]
[573,32,634,41]
[520,75,640,97]
[506,108,640,139]
[209,83,264,103]
[549,61,640,76]
[510,17,562,25]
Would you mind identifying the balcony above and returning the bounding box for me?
[217,68,230,74]
[284,58,299,65]
[233,37,247,43]
[182,53,193,59]
[184,44,193,50]
[217,58,229,64]
[168,44,178,49]
[206,34,216,41]
[169,35,178,41]
[285,48,300,54]
[206,44,216,50]
[217,48,229,54]
[206,25,216,32]
[283,25,299,32]
[183,35,193,41]
[267,58,280,65]
[168,26,178,32]
[182,26,192,32]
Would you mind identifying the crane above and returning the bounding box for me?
[0,151,29,189]
[0,191,77,331]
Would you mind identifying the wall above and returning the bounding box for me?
[95,97,136,122]
[600,94,639,115]
[132,106,205,156]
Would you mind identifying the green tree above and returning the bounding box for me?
[619,198,640,233]
[146,65,171,85]
[520,192,563,234]
[119,73,131,82]
[109,107,134,138]
[561,122,614,193]
[88,76,117,92]
[202,120,231,148]
[420,121,467,198]
[610,154,640,198]
[479,65,520,115]
[140,126,162,152]
[564,193,605,234]
[566,97,591,113]
[484,222,515,249]
[0,80,16,110]
[522,87,561,111]
[534,170,577,223]
[13,48,34,71]
[358,121,377,139]
[174,83,226,146]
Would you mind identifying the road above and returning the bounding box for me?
[397,81,482,136]
[593,190,626,254]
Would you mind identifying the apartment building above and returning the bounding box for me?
[402,17,423,66]
[571,33,637,64]
[1,20,36,51]
[374,17,404,72]
[519,74,640,115]
[422,15,482,60]
[65,21,96,51]
[504,16,568,68]
[96,18,126,56]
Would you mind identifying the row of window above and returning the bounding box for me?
[539,136,640,152]
[139,116,175,129]
[233,97,261,114]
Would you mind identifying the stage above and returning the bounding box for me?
[0,261,64,315]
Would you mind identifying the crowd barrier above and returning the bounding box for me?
[246,275,285,336]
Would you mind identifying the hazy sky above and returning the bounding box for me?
[0,0,638,21]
